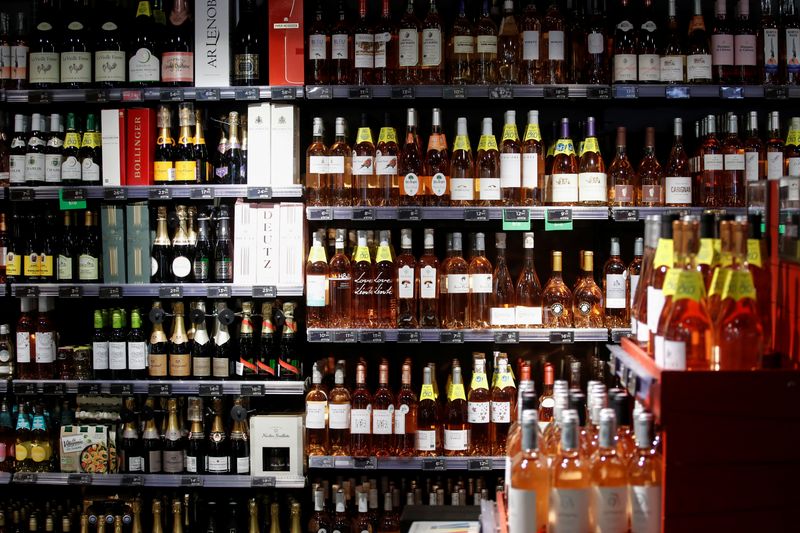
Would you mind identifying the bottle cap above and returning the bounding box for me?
[495,232,506,250]
[424,228,434,248]
[645,126,655,147]
[431,108,442,126]
[634,237,644,256]
[401,228,412,248]
[504,110,515,125]
[157,105,171,128]
[673,117,683,136]
[527,110,538,124]
[616,126,626,147]
[407,108,417,127]
[635,412,655,449]
[610,237,621,256]
[456,117,468,136]
[38,296,54,313]
[0,324,8,335]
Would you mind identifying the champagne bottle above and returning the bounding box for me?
[128,308,148,379]
[148,301,168,378]
[151,206,171,283]
[279,302,301,380]
[120,397,143,472]
[190,301,211,378]
[169,301,191,378]
[171,205,192,282]
[142,398,162,473]
[186,397,205,473]
[174,103,196,184]
[206,397,230,474]
[237,301,257,378]
[230,397,250,474]
[212,301,232,378]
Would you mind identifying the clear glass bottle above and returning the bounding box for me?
[474,0,499,84]
[573,251,604,328]
[578,116,607,205]
[542,251,573,327]
[305,363,329,456]
[518,0,542,84]
[353,114,376,207]
[372,360,395,456]
[476,117,501,206]
[468,232,494,329]
[550,118,578,206]
[396,228,418,328]
[590,409,629,532]
[448,0,474,84]
[420,0,444,83]
[665,118,692,207]
[490,355,515,454]
[491,232,516,327]
[350,361,372,456]
[509,409,549,533]
[395,359,418,457]
[516,232,543,327]
[541,1,566,83]
[328,363,351,456]
[687,0,713,83]
[450,117,474,205]
[498,0,520,83]
[467,353,491,455]
[444,364,469,457]
[416,365,440,456]
[306,229,328,329]
[444,232,469,328]
[628,412,662,533]
[329,228,353,328]
[549,410,590,531]
[723,113,746,207]
[638,127,665,206]
[352,230,376,328]
[330,117,353,206]
[375,114,399,207]
[418,228,440,328]
[612,0,637,84]
[423,108,450,205]
[608,127,636,207]
[374,230,397,328]
[400,108,424,206]
[306,117,328,207]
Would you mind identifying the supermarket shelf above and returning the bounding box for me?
[9,283,304,298]
[0,379,7,394]
[612,84,799,99]
[4,85,302,103]
[307,327,625,343]
[305,84,612,100]
[612,206,763,221]
[4,472,304,488]
[11,379,304,396]
[7,184,303,201]
[308,456,505,471]
[307,206,610,222]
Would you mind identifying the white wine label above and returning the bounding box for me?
[328,403,350,429]
[522,31,540,60]
[305,401,327,429]
[109,341,126,370]
[236,457,250,474]
[95,50,126,83]
[25,153,45,183]
[724,153,746,171]
[415,429,436,451]
[614,54,637,82]
[476,35,498,54]
[767,151,784,180]
[592,486,629,533]
[453,36,474,55]
[448,273,469,294]
[372,409,393,435]
[29,52,60,83]
[394,404,410,434]
[34,332,55,363]
[92,341,108,370]
[128,47,159,83]
[352,155,374,176]
[522,153,538,189]
[331,34,348,60]
[508,488,537,533]
[578,172,607,202]
[660,55,685,82]
[606,274,627,308]
[663,339,687,369]
[638,54,660,81]
[500,153,522,188]
[548,31,565,60]
[468,401,490,424]
[350,408,371,434]
[665,176,692,204]
[479,177,501,200]
[375,155,398,175]
[60,51,92,84]
[712,34,735,66]
[444,429,468,451]
[647,286,665,333]
[398,265,415,299]
[470,273,493,293]
[9,155,25,184]
[403,173,420,197]
[62,156,81,182]
[491,401,511,423]
[703,154,724,171]
[637,319,650,343]
[398,28,419,66]
[374,32,390,68]
[515,305,543,326]
[207,456,229,473]
[16,333,31,363]
[550,488,590,532]
[745,151,760,181]
[172,256,192,279]
[551,173,578,203]
[654,334,665,367]
[735,34,757,66]
[490,307,516,326]
[128,342,147,370]
[587,32,604,55]
[631,485,661,533]
[45,154,63,183]
[450,177,474,200]
[630,274,640,308]
[687,53,712,81]
[308,34,327,60]
[422,28,442,66]
[431,172,448,196]
[309,155,328,174]
[327,156,345,174]
[354,34,374,69]
[306,274,327,307]
[764,28,779,74]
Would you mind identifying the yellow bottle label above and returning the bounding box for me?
[653,238,674,268]
[546,142,555,158]
[708,266,731,298]
[154,161,174,182]
[378,127,397,144]
[697,238,715,266]
[449,383,466,401]
[353,245,371,263]
[477,134,498,152]
[6,253,21,276]
[453,134,471,152]
[747,239,762,267]
[15,445,28,461]
[307,244,327,264]
[524,123,542,142]
[356,127,374,145]
[498,372,514,387]
[137,1,152,17]
[501,124,519,143]
[175,160,196,182]
[786,128,800,146]
[81,132,96,149]
[661,269,680,297]
[375,244,392,263]
[93,132,102,147]
[470,372,488,391]
[730,270,757,301]
[39,255,54,277]
[23,253,40,277]
[554,138,576,156]
[673,270,706,302]
[419,384,435,401]
[719,251,733,268]
[63,132,81,149]
[580,137,599,157]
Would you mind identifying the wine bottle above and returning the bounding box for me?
[612,0,636,84]
[175,103,196,184]
[120,398,143,473]
[224,112,244,184]
[162,398,185,473]
[214,206,233,283]
[307,0,329,85]
[237,301,257,378]
[142,399,162,473]
[186,397,205,473]
[95,0,126,87]
[212,301,232,378]
[161,0,193,86]
[24,113,46,186]
[233,0,264,85]
[61,0,92,88]
[155,105,175,184]
[44,113,63,184]
[61,113,82,184]
[279,302,301,380]
[190,301,211,378]
[128,0,160,86]
[352,0,374,86]
[151,206,171,283]
[169,301,191,378]
[258,302,278,377]
[192,210,212,282]
[712,0,735,83]
[9,114,27,186]
[0,14,10,88]
[78,113,101,184]
[29,0,60,89]
[171,205,192,282]
[78,210,101,282]
[108,309,128,380]
[687,0,712,83]
[206,397,230,474]
[127,308,148,379]
[230,398,250,474]
[10,12,29,90]
[194,110,210,183]
[148,301,169,378]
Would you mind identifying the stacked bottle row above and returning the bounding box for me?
[0,494,300,533]
[308,0,800,86]
[10,298,301,382]
[305,109,795,209]
[630,213,769,370]
[306,228,641,330]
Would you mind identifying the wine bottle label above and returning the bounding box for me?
[327,155,345,174]
[723,153,745,171]
[631,486,661,533]
[522,31,540,60]
[29,52,60,83]
[170,353,191,376]
[592,486,629,533]
[613,54,637,82]
[613,184,634,204]
[82,157,100,182]
[400,172,419,197]
[92,341,109,370]
[665,176,692,204]
[470,273,493,293]
[128,342,147,370]
[374,32,390,68]
[306,274,327,307]
[548,31,565,60]
[375,154,398,175]
[586,32,603,55]
[193,356,211,377]
[11,45,28,80]
[78,254,99,280]
[578,172,607,202]
[146,450,162,473]
[354,34,374,69]
[443,429,468,451]
[659,55,684,82]
[161,51,193,83]
[605,274,627,308]
[16,333,31,363]
[641,184,662,204]
[399,28,419,66]
[763,29,779,74]
[331,34,348,60]
[309,155,328,174]
[638,54,660,81]
[128,47,160,82]
[703,154,723,171]
[711,34,734,66]
[35,332,55,363]
[453,35,474,54]
[95,50,126,82]
[308,34,327,60]
[447,273,468,294]
[515,305,543,326]
[479,177,501,200]
[630,274,640,306]
[788,29,800,76]
[350,407,371,434]
[154,161,175,182]
[450,177,474,200]
[490,401,511,423]
[25,153,45,182]
[509,488,538,532]
[788,157,800,178]
[520,153,538,189]
[394,404,409,434]
[427,172,446,196]
[212,356,229,377]
[57,156,77,183]
[734,34,757,66]
[551,489,590,532]
[57,254,73,280]
[396,265,414,299]
[45,153,63,183]
[422,28,442,66]
[149,353,168,377]
[0,45,10,79]
[416,429,436,451]
[646,287,665,333]
[9,155,25,184]
[490,307,516,326]
[328,403,351,429]
[162,449,184,473]
[767,151,783,180]
[207,456,229,473]
[109,341,127,370]
[662,339,687,370]
[467,401,489,424]
[352,155,374,176]
[185,455,198,473]
[236,456,250,474]
[127,456,144,472]
[372,408,393,435]
[476,35,497,54]
[419,265,437,299]
[306,401,327,429]
[551,173,578,203]
[687,53,712,80]
[60,51,91,83]
[500,153,521,188]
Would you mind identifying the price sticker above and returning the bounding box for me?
[247,187,273,200]
[180,476,204,487]
[544,86,569,99]
[307,330,332,343]
[398,208,421,221]
[121,475,144,486]
[397,330,421,343]
[443,86,467,99]
[611,329,632,344]
[440,331,464,344]
[720,86,744,99]
[78,383,102,395]
[190,187,214,200]
[99,286,123,299]
[489,86,514,99]
[464,208,489,221]
[199,384,222,396]
[613,85,639,99]
[503,208,531,230]
[352,208,375,221]
[14,472,38,484]
[160,89,184,101]
[765,85,788,99]
[14,285,39,297]
[612,209,639,222]
[587,86,611,99]
[359,330,385,343]
[493,331,519,344]
[252,286,277,298]
[148,383,172,396]
[109,383,133,395]
[27,91,51,104]
[240,384,265,396]
[546,208,573,223]
[549,330,575,344]
[348,86,371,99]
[121,89,144,102]
[307,86,332,99]
[391,86,415,99]
[307,208,333,220]
[353,457,377,469]
[332,330,357,343]
[666,86,690,99]
[68,473,92,486]
[235,87,260,101]
[149,187,172,200]
[43,383,66,395]
[104,187,128,201]
[196,88,220,101]
[13,382,38,395]
[207,286,231,298]
[468,459,492,471]
[272,87,296,100]
[9,188,34,201]
[58,286,82,298]
[422,458,446,471]
[251,477,276,487]
[159,286,183,299]
[61,188,87,201]
[315,457,334,468]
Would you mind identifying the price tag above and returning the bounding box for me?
[391,86,415,99]
[68,473,92,486]
[468,459,492,471]
[334,457,355,468]
[612,209,638,222]
[251,476,276,487]
[196,88,220,101]
[765,85,788,99]
[348,86,372,99]
[43,382,66,395]
[14,472,38,484]
[332,330,357,343]
[613,85,639,99]
[252,286,277,298]
[440,331,464,344]
[207,285,231,298]
[307,330,332,343]
[104,187,128,201]
[180,476,204,487]
[235,87,260,101]
[397,330,421,343]
[160,89,183,101]
[272,87,296,100]
[307,86,333,99]
[307,208,333,220]
[549,330,575,344]
[78,383,102,395]
[666,86,690,99]
[61,188,87,201]
[190,187,214,200]
[13,382,38,395]
[398,208,421,221]
[352,208,375,221]
[159,286,183,299]
[443,86,467,99]
[14,285,39,297]
[148,383,172,396]
[199,384,222,396]
[546,208,573,223]
[353,457,377,469]
[587,86,611,99]
[720,86,744,99]
[149,187,172,200]
[240,384,264,396]
[489,86,514,99]
[464,208,489,221]
[99,286,123,299]
[611,329,632,344]
[359,330,385,343]
[503,208,530,230]
[315,456,334,468]
[27,91,51,104]
[121,89,144,102]
[58,286,82,298]
[9,188,34,201]
[422,458,446,471]
[247,187,273,200]
[544,86,569,99]
[121,475,144,486]
[109,383,133,395]
[493,331,519,344]
[85,90,107,103]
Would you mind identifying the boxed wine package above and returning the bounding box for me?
[100,204,126,284]
[278,202,304,287]
[194,0,232,86]
[268,0,304,86]
[246,103,271,186]
[126,202,151,283]
[269,104,300,187]
[233,200,258,285]
[126,108,156,186]
[249,414,304,481]
[254,203,279,286]
[100,109,126,186]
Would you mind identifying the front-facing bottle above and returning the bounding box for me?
[128,0,160,86]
